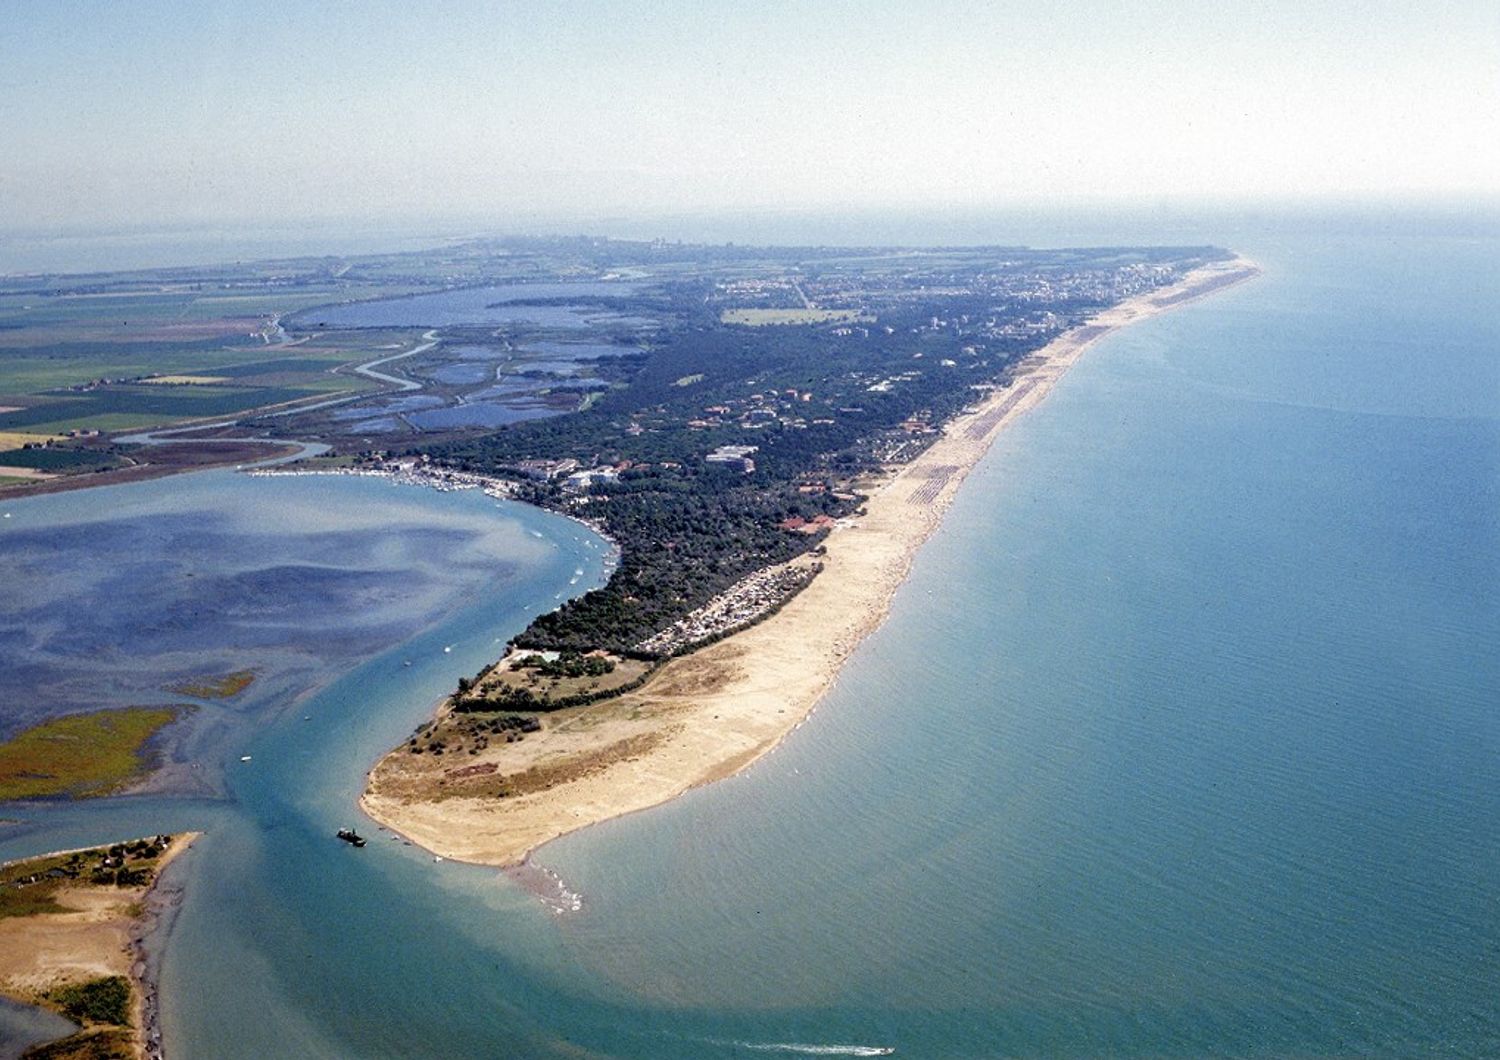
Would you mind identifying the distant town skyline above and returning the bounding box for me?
[3,0,1496,229]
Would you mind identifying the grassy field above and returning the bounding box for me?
[0,447,124,472]
[0,431,63,449]
[0,707,179,801]
[167,670,254,699]
[720,307,868,326]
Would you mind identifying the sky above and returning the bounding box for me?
[1,0,1496,231]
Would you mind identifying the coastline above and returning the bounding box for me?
[361,257,1262,869]
[129,836,197,1060]
[0,832,198,1060]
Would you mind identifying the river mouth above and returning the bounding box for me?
[0,465,618,1056]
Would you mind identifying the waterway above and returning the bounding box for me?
[3,208,1497,1057]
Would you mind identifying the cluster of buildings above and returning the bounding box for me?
[683,387,816,434]
[778,514,836,535]
[635,561,819,656]
[505,458,580,481]
[562,465,620,492]
[709,277,808,309]
[501,457,626,493]
[990,262,1179,305]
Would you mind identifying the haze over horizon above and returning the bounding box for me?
[3,0,1496,233]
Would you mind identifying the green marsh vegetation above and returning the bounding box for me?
[0,708,179,801]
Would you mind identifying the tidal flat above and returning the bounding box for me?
[0,469,602,801]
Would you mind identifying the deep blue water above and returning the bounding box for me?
[2,209,1496,1057]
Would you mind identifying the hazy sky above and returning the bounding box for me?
[2,0,1496,230]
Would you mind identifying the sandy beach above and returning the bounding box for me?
[0,833,198,1059]
[362,257,1260,869]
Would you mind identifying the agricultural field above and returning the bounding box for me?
[0,343,391,437]
[0,262,429,440]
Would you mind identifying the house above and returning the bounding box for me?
[507,458,579,481]
[705,444,758,474]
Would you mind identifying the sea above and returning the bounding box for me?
[0,203,1496,1058]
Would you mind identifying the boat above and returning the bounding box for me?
[336,828,366,848]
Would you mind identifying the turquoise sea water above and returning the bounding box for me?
[2,210,1496,1057]
[531,223,1499,1056]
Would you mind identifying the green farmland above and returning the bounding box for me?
[0,266,426,438]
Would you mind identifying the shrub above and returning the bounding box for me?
[49,976,131,1026]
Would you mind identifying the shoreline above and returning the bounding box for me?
[361,256,1261,869]
[250,460,623,567]
[0,832,199,1060]
[129,835,197,1060]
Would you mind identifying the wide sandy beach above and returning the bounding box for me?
[362,257,1260,868]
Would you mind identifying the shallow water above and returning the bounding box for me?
[0,997,75,1059]
[531,222,1499,1056]
[0,472,580,766]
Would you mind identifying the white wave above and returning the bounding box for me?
[706,1041,893,1057]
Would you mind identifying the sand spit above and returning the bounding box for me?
[362,259,1260,869]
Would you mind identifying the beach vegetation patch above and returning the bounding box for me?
[47,976,131,1027]
[0,836,179,922]
[451,652,653,714]
[0,708,179,801]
